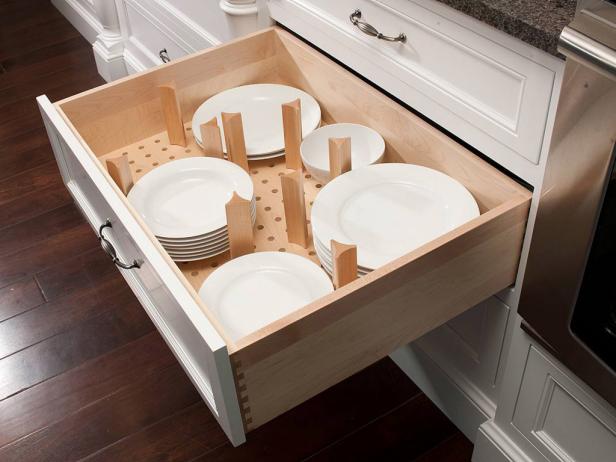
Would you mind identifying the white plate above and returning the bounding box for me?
[168,247,228,262]
[164,237,231,254]
[311,163,480,269]
[199,252,333,342]
[314,236,371,274]
[192,84,321,156]
[128,157,253,239]
[167,243,229,258]
[195,138,286,160]
[314,235,371,270]
[163,236,229,253]
[157,204,256,247]
[300,123,385,183]
[314,241,370,276]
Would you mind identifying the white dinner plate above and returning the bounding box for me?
[311,163,480,269]
[166,242,229,258]
[191,84,321,156]
[313,236,371,274]
[168,246,229,262]
[157,204,256,247]
[314,235,371,269]
[199,252,333,341]
[314,241,370,277]
[161,234,230,251]
[128,157,254,239]
[194,138,288,160]
[165,240,231,258]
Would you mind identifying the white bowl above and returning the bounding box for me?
[300,123,385,183]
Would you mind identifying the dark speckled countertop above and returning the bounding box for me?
[435,0,577,57]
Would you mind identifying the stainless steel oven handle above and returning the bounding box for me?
[349,9,406,43]
[559,26,616,78]
[98,220,141,270]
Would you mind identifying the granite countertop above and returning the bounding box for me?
[434,0,577,57]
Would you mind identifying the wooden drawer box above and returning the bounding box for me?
[38,27,531,445]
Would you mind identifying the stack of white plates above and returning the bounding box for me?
[128,157,255,261]
[311,163,480,275]
[199,252,333,342]
[191,84,321,159]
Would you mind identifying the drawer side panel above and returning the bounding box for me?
[233,194,530,430]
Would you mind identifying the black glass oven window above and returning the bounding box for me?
[571,150,616,370]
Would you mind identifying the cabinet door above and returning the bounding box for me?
[38,95,245,446]
[512,344,616,462]
[418,297,510,407]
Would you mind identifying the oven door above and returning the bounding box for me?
[519,17,616,407]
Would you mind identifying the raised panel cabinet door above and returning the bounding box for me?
[37,95,246,446]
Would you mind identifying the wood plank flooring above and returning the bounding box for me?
[0,2,473,460]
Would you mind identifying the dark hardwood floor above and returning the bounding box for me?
[0,2,474,460]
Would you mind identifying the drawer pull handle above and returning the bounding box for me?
[159,48,171,63]
[349,9,406,43]
[98,220,141,270]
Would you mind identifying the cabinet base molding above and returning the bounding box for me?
[52,0,102,43]
[123,48,148,75]
[473,421,533,462]
[390,343,492,442]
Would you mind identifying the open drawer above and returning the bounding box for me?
[38,27,531,446]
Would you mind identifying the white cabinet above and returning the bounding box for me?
[266,0,564,185]
[474,319,616,462]
[38,27,531,445]
[391,296,511,441]
[115,0,263,73]
[53,0,264,79]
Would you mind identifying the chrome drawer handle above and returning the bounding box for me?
[159,48,170,63]
[98,220,141,270]
[349,9,406,43]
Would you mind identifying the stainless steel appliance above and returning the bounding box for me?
[519,0,616,407]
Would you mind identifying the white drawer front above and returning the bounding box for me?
[119,0,203,69]
[38,96,245,446]
[268,0,557,177]
[512,345,616,462]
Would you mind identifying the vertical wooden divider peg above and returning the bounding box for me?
[199,117,224,158]
[221,112,249,172]
[281,170,309,247]
[282,99,303,170]
[106,156,133,195]
[329,137,352,180]
[331,240,358,288]
[225,192,254,258]
[158,83,187,146]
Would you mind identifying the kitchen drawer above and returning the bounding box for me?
[38,27,531,446]
[267,0,557,174]
[119,0,192,68]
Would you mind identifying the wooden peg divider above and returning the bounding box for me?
[328,137,352,180]
[280,170,309,248]
[221,112,249,172]
[158,83,187,147]
[106,156,133,195]
[225,192,254,258]
[199,117,224,158]
[282,99,303,170]
[331,240,358,289]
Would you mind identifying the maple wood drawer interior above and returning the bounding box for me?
[51,28,531,433]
